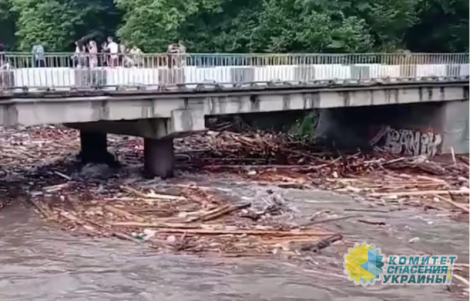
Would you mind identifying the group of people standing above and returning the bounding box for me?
[73,37,144,68]
[1,38,187,69]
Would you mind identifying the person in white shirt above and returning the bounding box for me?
[104,37,119,67]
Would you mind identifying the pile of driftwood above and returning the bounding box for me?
[0,125,79,167]
[202,155,469,215]
[28,182,341,258]
[1,127,467,216]
[173,131,469,216]
[175,131,326,166]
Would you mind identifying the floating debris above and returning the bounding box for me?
[28,183,339,258]
[0,125,467,295]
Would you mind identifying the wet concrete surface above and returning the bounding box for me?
[0,172,468,301]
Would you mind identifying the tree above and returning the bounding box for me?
[0,0,17,49]
[177,0,262,52]
[0,0,468,53]
[116,0,374,53]
[250,0,373,53]
[11,0,81,51]
[115,0,225,51]
[406,0,469,52]
[10,0,121,52]
[302,0,419,51]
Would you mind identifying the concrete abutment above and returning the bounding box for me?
[217,99,469,156]
[314,99,469,155]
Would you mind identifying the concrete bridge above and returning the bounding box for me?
[0,52,468,178]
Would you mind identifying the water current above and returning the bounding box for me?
[0,174,467,301]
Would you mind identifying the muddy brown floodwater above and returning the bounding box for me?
[0,172,468,301]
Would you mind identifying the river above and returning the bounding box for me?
[0,172,467,301]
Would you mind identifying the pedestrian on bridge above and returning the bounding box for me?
[31,42,46,68]
[88,40,98,68]
[102,37,119,68]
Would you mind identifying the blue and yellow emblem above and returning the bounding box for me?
[344,242,384,286]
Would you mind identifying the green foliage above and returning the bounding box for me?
[406,0,469,52]
[115,0,225,51]
[289,114,316,142]
[0,0,17,49]
[4,0,120,51]
[0,0,467,53]
[303,0,419,51]
[11,0,78,51]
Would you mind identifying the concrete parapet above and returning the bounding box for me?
[230,67,254,83]
[446,65,462,77]
[294,66,315,81]
[350,65,370,80]
[75,69,107,87]
[3,64,469,90]
[400,65,417,78]
[158,69,185,85]
[0,70,14,88]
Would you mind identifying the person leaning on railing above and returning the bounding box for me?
[167,41,187,68]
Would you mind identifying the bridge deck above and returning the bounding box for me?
[0,78,468,101]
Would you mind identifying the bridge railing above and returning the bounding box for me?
[0,52,468,92]
[2,52,469,67]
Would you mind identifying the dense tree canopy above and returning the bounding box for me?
[0,0,468,52]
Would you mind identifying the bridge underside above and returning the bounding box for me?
[0,82,467,179]
[315,100,469,156]
[67,99,469,179]
[0,82,467,128]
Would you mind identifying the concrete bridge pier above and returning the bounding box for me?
[143,138,175,179]
[79,131,117,166]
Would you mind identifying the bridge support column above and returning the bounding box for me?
[143,138,174,179]
[79,131,116,165]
